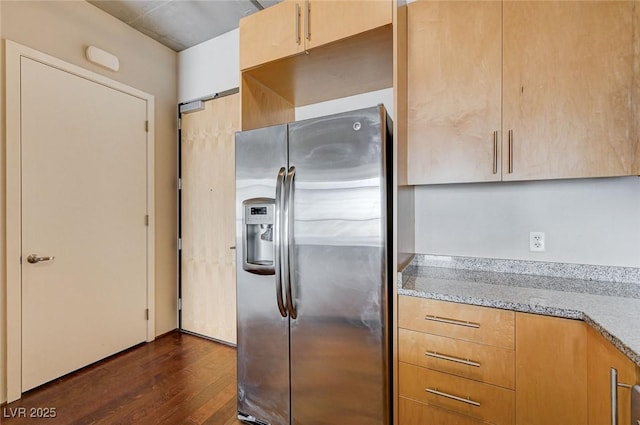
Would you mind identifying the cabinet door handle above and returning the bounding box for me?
[508,129,514,174]
[295,3,301,45]
[611,368,619,425]
[426,351,481,368]
[426,388,481,407]
[424,315,480,329]
[611,367,634,425]
[493,130,498,174]
[304,0,310,41]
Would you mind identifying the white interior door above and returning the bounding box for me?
[180,94,239,344]
[20,57,149,391]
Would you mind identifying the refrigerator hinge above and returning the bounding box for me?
[178,238,182,250]
[145,308,149,321]
[144,214,149,226]
[237,413,269,425]
[177,178,182,190]
[178,298,182,310]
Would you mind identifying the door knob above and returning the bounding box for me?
[27,254,55,264]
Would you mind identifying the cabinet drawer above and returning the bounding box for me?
[398,296,515,349]
[399,328,515,389]
[399,362,515,425]
[399,396,484,425]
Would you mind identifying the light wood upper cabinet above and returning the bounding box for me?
[503,1,637,181]
[587,326,637,425]
[240,0,305,71]
[240,0,391,71]
[408,0,502,184]
[407,0,639,184]
[305,0,391,50]
[515,312,588,425]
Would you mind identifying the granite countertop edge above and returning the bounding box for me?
[398,284,640,367]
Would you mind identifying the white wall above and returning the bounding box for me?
[178,29,239,103]
[295,88,394,121]
[415,177,640,267]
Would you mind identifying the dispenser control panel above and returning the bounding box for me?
[245,203,274,225]
[242,197,276,275]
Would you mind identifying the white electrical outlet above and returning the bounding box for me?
[530,232,545,252]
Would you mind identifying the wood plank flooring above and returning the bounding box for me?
[2,332,243,425]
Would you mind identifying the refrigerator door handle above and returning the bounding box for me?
[283,166,298,319]
[274,167,288,318]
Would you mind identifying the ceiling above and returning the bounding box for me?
[88,0,282,52]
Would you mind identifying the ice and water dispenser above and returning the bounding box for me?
[242,198,276,275]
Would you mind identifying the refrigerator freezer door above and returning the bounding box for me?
[287,106,391,425]
[236,125,290,425]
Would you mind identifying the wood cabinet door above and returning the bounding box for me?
[587,326,637,425]
[515,313,588,425]
[240,0,305,70]
[305,0,392,50]
[407,0,502,184]
[503,1,636,181]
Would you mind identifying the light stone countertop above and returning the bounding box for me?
[399,256,640,367]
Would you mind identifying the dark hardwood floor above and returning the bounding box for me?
[2,332,243,425]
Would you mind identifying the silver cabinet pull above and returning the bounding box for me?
[27,254,55,264]
[508,129,514,174]
[611,367,635,425]
[424,315,480,329]
[632,385,640,425]
[426,388,481,407]
[295,3,301,45]
[304,0,310,41]
[493,131,498,174]
[611,368,619,425]
[426,351,481,368]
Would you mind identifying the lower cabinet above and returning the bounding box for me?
[587,325,638,425]
[397,296,640,425]
[398,296,515,425]
[400,363,514,425]
[515,313,588,425]
[399,397,487,425]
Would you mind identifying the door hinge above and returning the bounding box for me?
[145,120,149,132]
[177,118,181,131]
[178,238,182,250]
[145,214,149,226]
[145,308,149,320]
[178,299,182,310]
[177,178,182,191]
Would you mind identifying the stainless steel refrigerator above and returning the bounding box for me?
[235,105,392,425]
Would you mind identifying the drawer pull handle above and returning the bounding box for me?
[424,315,480,329]
[426,351,481,368]
[426,388,481,407]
